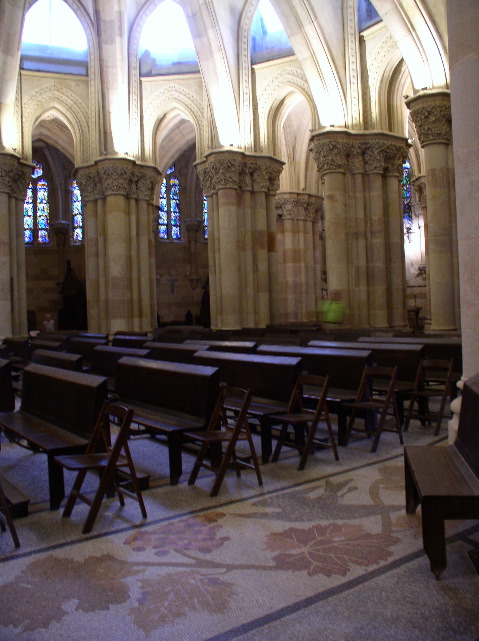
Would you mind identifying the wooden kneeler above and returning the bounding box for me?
[185,385,263,497]
[54,401,147,534]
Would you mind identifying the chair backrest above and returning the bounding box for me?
[295,372,330,420]
[207,384,252,434]
[356,365,398,402]
[86,401,134,456]
[415,358,454,390]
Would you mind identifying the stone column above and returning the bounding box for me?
[309,134,351,307]
[75,158,160,333]
[0,153,31,336]
[275,193,323,323]
[310,129,409,329]
[196,149,283,330]
[184,218,202,291]
[406,90,457,331]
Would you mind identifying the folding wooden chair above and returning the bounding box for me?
[0,477,20,548]
[184,385,263,497]
[403,358,454,435]
[343,365,403,452]
[54,401,147,534]
[268,373,339,470]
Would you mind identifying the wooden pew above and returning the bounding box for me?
[1,336,30,368]
[111,334,151,349]
[90,345,151,390]
[256,344,372,444]
[143,341,202,364]
[0,364,108,510]
[358,335,463,383]
[183,339,258,353]
[404,372,479,578]
[193,350,302,462]
[30,338,64,355]
[114,356,221,485]
[0,358,15,412]
[67,336,109,364]
[31,348,84,371]
[308,340,424,423]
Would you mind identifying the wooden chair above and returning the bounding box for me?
[54,401,147,534]
[268,373,339,470]
[0,477,20,548]
[343,365,403,452]
[184,385,263,497]
[403,358,454,435]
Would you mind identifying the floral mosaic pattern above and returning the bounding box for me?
[0,462,422,636]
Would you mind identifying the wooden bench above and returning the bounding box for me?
[257,344,372,444]
[404,372,479,579]
[90,345,152,390]
[183,339,258,353]
[31,348,84,371]
[193,350,302,462]
[111,334,151,349]
[0,363,108,510]
[143,341,203,364]
[308,340,423,424]
[67,336,109,363]
[114,356,221,485]
[1,336,30,369]
[0,358,15,412]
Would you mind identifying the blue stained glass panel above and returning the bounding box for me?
[71,179,83,243]
[402,160,413,242]
[36,179,49,243]
[24,183,34,244]
[203,195,208,239]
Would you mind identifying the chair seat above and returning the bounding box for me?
[184,385,263,497]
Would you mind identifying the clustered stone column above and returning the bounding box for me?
[0,152,32,336]
[406,90,458,331]
[75,157,161,333]
[196,149,283,330]
[310,129,409,329]
[275,193,324,322]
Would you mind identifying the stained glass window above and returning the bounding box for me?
[402,159,413,242]
[24,161,50,244]
[203,194,208,240]
[71,179,83,243]
[158,165,181,240]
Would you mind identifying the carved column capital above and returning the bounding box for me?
[75,164,102,201]
[406,90,452,146]
[0,153,32,199]
[133,164,162,202]
[276,192,322,222]
[309,132,351,176]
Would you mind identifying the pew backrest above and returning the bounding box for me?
[115,356,220,421]
[193,350,302,403]
[91,345,151,378]
[31,348,84,371]
[0,357,15,411]
[256,344,372,392]
[67,336,109,361]
[455,373,479,477]
[20,363,108,440]
[143,341,201,364]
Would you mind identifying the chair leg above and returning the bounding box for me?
[188,442,210,486]
[244,425,263,487]
[0,480,20,548]
[271,422,289,462]
[62,469,88,518]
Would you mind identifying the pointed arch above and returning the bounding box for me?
[143,83,205,165]
[22,84,90,164]
[370,0,449,90]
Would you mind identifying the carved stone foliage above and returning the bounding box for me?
[197,151,284,195]
[275,192,323,223]
[75,159,160,202]
[310,130,409,177]
[0,153,32,199]
[406,91,452,146]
